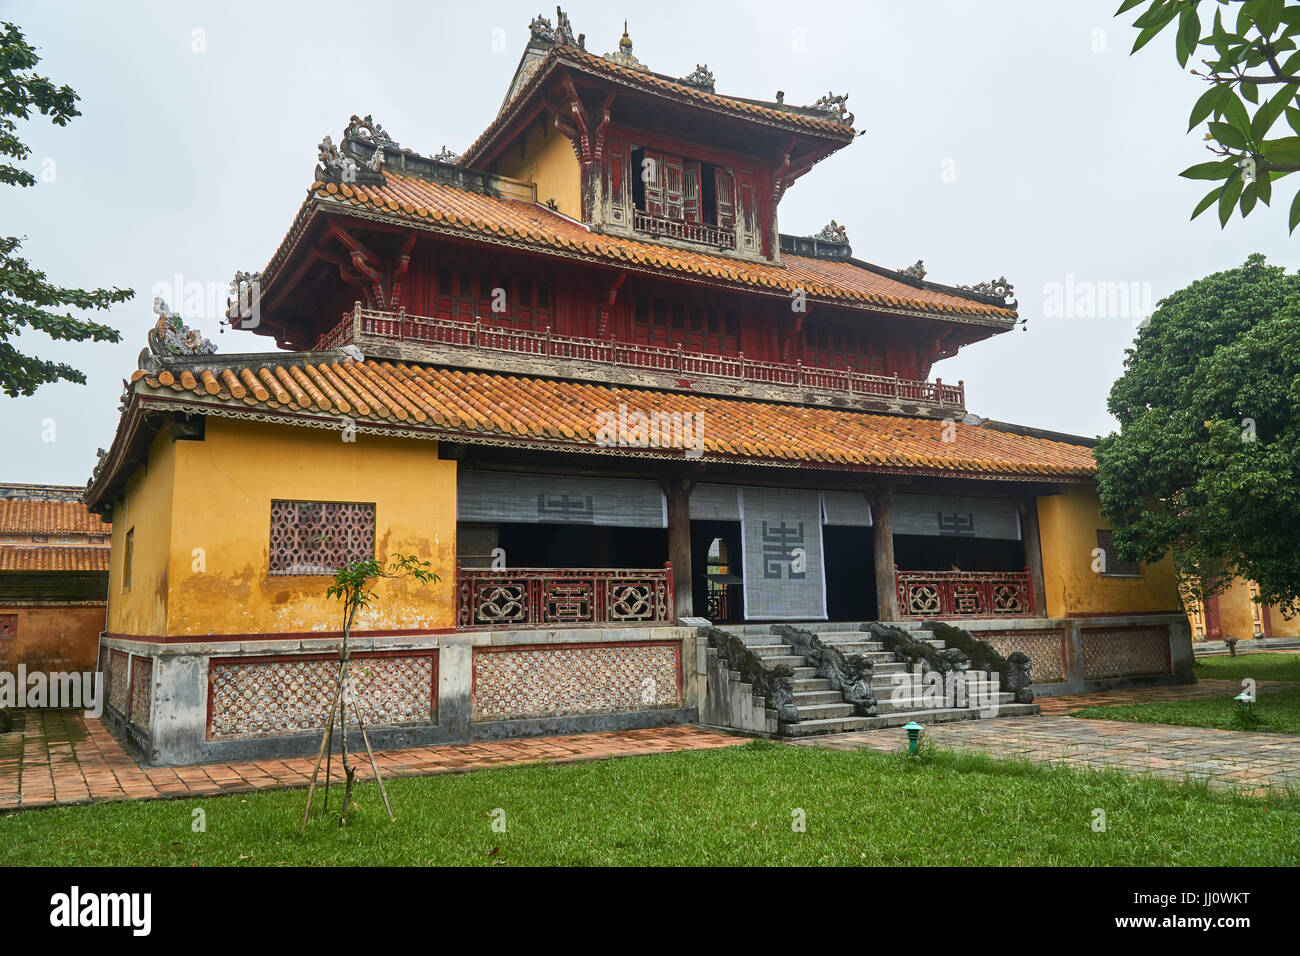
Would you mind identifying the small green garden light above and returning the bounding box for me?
[903,720,925,756]
[1233,691,1254,716]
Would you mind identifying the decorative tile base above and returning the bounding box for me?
[129,656,152,729]
[108,649,129,715]
[472,641,682,721]
[980,629,1067,683]
[1081,626,1171,680]
[207,651,438,741]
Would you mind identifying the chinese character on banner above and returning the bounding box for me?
[761,520,806,579]
[937,512,975,536]
[537,494,595,523]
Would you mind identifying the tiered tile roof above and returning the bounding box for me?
[120,355,1095,480]
[306,173,1017,321]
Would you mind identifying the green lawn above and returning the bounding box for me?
[1073,688,1300,735]
[1065,652,1300,734]
[1193,651,1300,682]
[2,741,1296,866]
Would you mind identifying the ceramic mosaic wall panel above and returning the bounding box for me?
[207,651,437,741]
[472,642,681,721]
[109,649,129,714]
[1081,626,1171,680]
[980,629,1067,683]
[129,656,153,729]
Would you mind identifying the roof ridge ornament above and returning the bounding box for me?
[897,260,927,280]
[808,91,854,126]
[604,20,647,71]
[344,114,399,149]
[810,220,849,244]
[142,298,216,368]
[531,7,581,47]
[678,64,716,93]
[434,145,461,164]
[959,277,1015,298]
[959,276,1018,309]
[317,115,393,185]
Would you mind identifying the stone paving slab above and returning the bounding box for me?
[792,714,1300,794]
[0,710,747,812]
[1035,678,1300,715]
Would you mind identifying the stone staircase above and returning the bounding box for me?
[719,621,1040,737]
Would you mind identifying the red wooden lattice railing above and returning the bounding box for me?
[457,563,674,629]
[895,567,1035,619]
[632,210,737,250]
[315,307,966,410]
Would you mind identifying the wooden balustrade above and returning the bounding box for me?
[315,307,966,410]
[456,564,674,629]
[895,568,1036,619]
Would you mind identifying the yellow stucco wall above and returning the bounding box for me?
[107,418,457,637]
[495,116,582,219]
[107,430,176,637]
[1197,577,1300,640]
[1036,484,1181,618]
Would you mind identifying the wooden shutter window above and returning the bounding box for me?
[714,167,735,229]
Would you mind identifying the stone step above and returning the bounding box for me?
[778,701,1040,737]
[793,690,843,705]
[873,692,1015,715]
[791,702,858,720]
[792,677,832,692]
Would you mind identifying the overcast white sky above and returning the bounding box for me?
[2,0,1294,485]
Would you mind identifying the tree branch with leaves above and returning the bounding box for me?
[1119,0,1300,231]
[0,20,130,396]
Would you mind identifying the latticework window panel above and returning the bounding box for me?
[269,500,375,575]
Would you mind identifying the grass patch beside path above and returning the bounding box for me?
[1194,651,1300,682]
[1073,688,1300,736]
[2,741,1297,866]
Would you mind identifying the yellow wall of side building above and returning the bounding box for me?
[106,430,176,637]
[107,417,457,637]
[1198,577,1300,640]
[1036,483,1181,618]
[494,116,582,220]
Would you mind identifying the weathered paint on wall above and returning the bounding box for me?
[165,418,456,636]
[105,418,457,638]
[1036,484,1181,618]
[107,430,176,637]
[495,116,582,220]
[0,604,104,673]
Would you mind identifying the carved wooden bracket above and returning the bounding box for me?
[328,221,387,307]
[318,223,419,311]
[545,76,614,169]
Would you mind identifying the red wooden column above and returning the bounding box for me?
[871,487,898,621]
[663,475,694,621]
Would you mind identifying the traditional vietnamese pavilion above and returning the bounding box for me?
[85,11,1193,764]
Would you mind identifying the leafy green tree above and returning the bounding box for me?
[1095,254,1300,613]
[1,20,129,397]
[1118,0,1300,231]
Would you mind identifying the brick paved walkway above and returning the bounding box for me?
[796,712,1300,795]
[1035,678,1300,715]
[0,711,746,812]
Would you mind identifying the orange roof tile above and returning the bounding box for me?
[464,44,854,165]
[128,356,1095,480]
[0,499,110,535]
[0,546,110,572]
[307,173,1015,321]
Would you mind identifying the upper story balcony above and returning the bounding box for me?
[314,306,966,417]
[633,211,736,251]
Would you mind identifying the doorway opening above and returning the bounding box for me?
[822,525,877,621]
